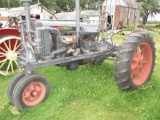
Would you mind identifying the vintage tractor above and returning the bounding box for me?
[7,0,156,110]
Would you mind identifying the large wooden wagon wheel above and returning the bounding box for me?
[0,36,21,76]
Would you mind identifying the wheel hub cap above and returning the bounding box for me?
[22,82,46,106]
[6,51,18,61]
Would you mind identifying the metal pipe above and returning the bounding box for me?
[21,0,37,46]
[51,47,67,58]
[19,21,26,43]
[36,27,72,45]
[35,21,99,28]
[76,0,80,47]
[112,0,117,30]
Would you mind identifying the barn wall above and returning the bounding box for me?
[8,4,57,20]
[114,5,121,28]
[0,9,9,27]
[41,8,56,20]
[102,0,141,29]
[30,6,56,20]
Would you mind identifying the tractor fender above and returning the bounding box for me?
[0,28,20,38]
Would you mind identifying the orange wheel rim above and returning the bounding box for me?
[131,42,152,86]
[22,82,46,106]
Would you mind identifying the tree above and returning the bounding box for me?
[137,0,160,25]
[0,0,20,8]
[0,0,101,13]
[32,0,101,13]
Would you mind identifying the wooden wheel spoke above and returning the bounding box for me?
[14,60,18,66]
[0,47,7,52]
[11,61,14,72]
[0,52,6,55]
[6,61,11,73]
[3,41,10,51]
[13,39,18,51]
[0,59,7,63]
[0,54,6,58]
[0,59,7,69]
[9,39,11,50]
[14,43,21,51]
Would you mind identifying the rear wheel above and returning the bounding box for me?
[0,36,21,75]
[114,32,156,91]
[12,74,50,110]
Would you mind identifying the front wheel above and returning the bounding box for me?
[7,72,25,103]
[114,32,156,91]
[12,74,50,110]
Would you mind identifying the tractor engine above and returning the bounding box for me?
[61,35,76,55]
[33,27,97,60]
[31,21,99,61]
[60,34,97,56]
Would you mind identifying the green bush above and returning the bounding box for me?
[122,26,135,31]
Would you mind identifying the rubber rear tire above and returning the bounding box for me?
[114,32,156,91]
[12,74,50,110]
[7,72,25,103]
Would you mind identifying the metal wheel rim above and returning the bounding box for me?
[131,42,153,86]
[22,82,46,106]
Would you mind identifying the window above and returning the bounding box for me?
[21,16,25,20]
[50,16,53,19]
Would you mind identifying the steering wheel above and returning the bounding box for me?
[99,12,112,31]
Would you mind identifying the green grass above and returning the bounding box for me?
[1,30,160,120]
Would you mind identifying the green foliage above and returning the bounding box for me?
[122,26,135,31]
[153,28,160,34]
[0,0,101,13]
[32,0,101,13]
[137,0,160,15]
[137,0,160,24]
[0,0,20,8]
[147,21,160,24]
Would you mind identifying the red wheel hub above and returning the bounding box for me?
[131,42,152,86]
[22,82,46,106]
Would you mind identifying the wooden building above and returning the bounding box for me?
[0,8,9,27]
[102,0,141,29]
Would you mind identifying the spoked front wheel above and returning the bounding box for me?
[114,32,156,91]
[0,36,21,75]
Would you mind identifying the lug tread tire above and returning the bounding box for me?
[7,72,25,103]
[114,32,156,91]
